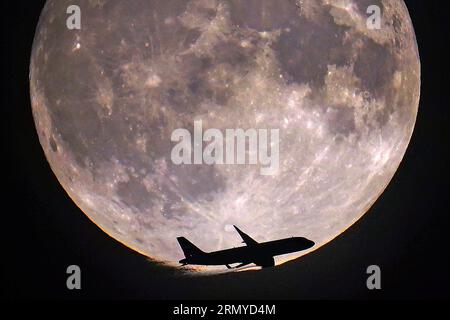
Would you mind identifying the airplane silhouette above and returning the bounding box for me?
[177,226,315,269]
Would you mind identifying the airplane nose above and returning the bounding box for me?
[296,237,315,249]
[306,239,315,248]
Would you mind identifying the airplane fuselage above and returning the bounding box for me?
[180,237,314,268]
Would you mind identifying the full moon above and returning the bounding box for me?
[30,0,420,271]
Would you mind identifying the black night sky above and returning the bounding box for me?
[1,0,449,300]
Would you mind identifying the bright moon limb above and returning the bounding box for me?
[30,0,420,272]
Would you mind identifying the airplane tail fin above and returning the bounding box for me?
[177,237,204,258]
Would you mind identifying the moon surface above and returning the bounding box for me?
[30,0,420,272]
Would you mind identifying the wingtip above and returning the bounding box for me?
[233,225,244,235]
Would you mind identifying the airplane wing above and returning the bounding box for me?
[233,225,258,246]
[226,262,252,269]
